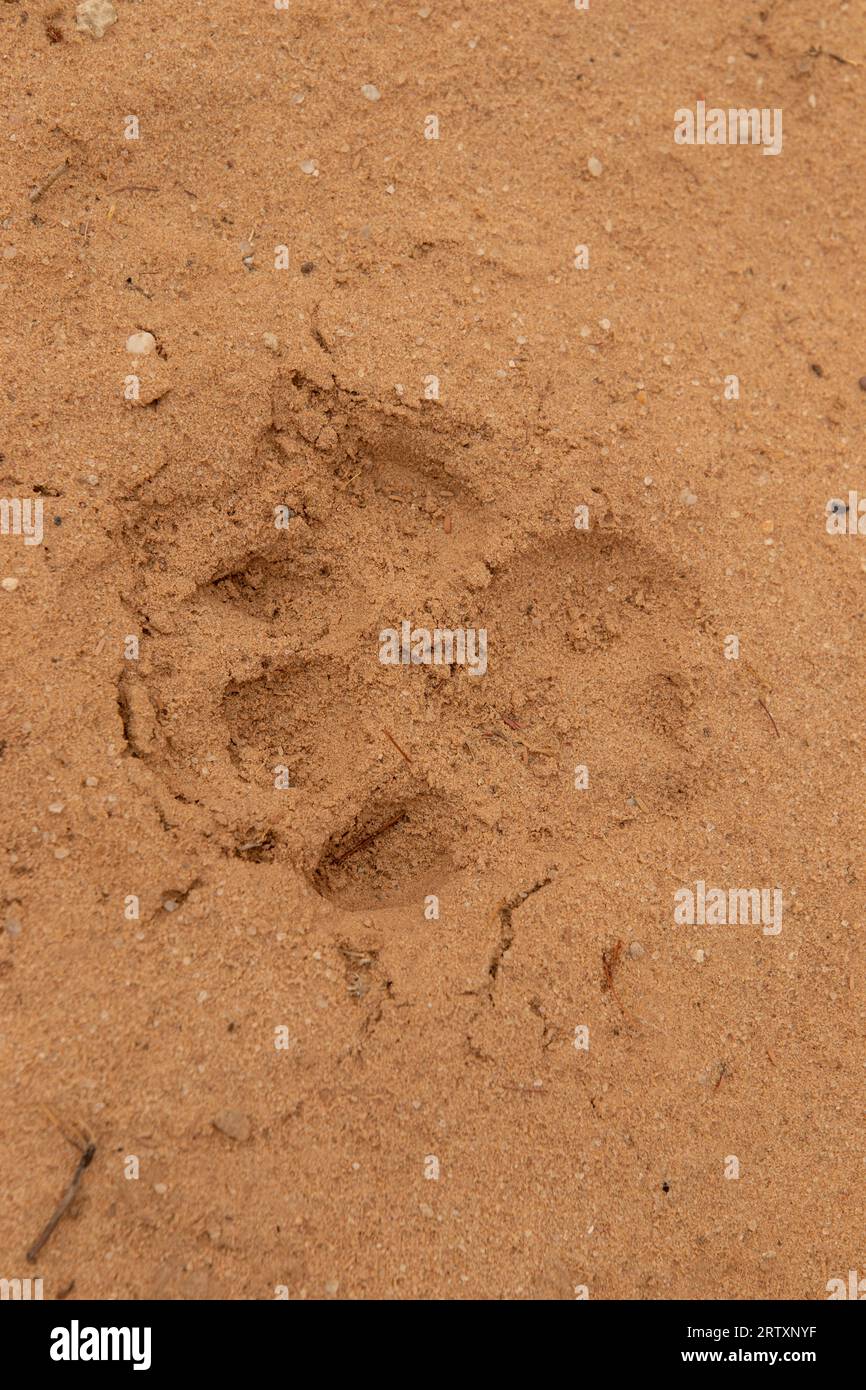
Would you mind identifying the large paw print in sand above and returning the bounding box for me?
[121,367,720,915]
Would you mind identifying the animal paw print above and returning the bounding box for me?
[121,365,722,915]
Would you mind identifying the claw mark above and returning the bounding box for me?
[487,876,553,1000]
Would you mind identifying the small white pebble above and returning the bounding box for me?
[300,159,318,176]
[628,941,645,959]
[125,331,155,356]
[361,84,381,101]
[587,155,603,177]
[2,246,16,260]
[680,488,698,507]
[153,1183,168,1195]
[54,847,70,860]
[2,577,19,592]
[75,0,117,40]
[48,802,64,814]
[262,332,280,352]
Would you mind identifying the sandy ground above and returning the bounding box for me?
[1,0,864,1300]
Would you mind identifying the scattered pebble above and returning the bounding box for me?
[153,1183,168,1196]
[2,246,16,260]
[5,919,22,938]
[126,331,156,356]
[48,802,64,814]
[694,948,707,963]
[680,487,698,506]
[262,332,280,352]
[587,155,604,178]
[75,0,117,39]
[300,159,318,176]
[300,261,315,275]
[1,577,19,592]
[628,941,645,959]
[54,847,70,860]
[361,84,381,101]
[212,1109,251,1142]
[163,899,178,913]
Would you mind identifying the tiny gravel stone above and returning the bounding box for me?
[587,155,603,177]
[54,847,70,860]
[48,802,64,814]
[2,246,16,260]
[680,487,698,506]
[361,84,381,101]
[163,899,178,912]
[2,577,19,592]
[212,1109,251,1142]
[300,159,318,176]
[126,331,156,356]
[628,941,645,959]
[262,332,280,352]
[5,919,22,938]
[75,0,117,39]
[153,1183,168,1195]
